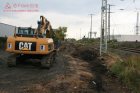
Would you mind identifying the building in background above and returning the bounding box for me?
[111,35,140,42]
[0,23,16,37]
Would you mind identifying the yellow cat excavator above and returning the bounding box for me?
[6,16,56,68]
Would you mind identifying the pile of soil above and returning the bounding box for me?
[72,46,99,61]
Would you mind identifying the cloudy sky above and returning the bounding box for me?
[0,0,140,39]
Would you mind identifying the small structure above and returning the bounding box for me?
[0,23,16,37]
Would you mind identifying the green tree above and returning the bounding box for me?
[55,27,67,40]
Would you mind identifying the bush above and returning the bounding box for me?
[111,56,140,93]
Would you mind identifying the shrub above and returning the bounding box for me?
[111,56,140,93]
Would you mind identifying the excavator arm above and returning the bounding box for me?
[36,16,53,37]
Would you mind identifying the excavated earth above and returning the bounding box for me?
[0,43,131,93]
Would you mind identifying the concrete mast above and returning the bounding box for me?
[100,0,108,56]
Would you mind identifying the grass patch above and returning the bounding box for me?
[76,38,100,46]
[111,56,140,93]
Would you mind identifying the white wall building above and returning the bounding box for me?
[111,35,140,42]
[0,23,16,37]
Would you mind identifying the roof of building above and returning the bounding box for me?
[0,22,15,27]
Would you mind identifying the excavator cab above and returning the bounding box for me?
[15,27,36,37]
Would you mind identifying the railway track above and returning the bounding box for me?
[74,43,140,54]
[114,47,140,54]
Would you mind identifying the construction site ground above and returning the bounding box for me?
[0,43,131,93]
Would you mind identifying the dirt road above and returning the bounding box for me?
[0,50,71,93]
[0,44,131,93]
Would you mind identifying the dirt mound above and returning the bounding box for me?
[72,46,99,61]
[60,43,78,55]
[71,45,106,73]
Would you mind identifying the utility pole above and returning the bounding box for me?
[89,14,94,39]
[108,4,114,41]
[136,12,139,35]
[100,0,108,56]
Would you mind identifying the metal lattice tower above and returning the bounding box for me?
[100,0,108,56]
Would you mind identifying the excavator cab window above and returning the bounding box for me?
[16,27,35,37]
[22,30,28,34]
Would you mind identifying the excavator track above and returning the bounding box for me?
[41,51,56,69]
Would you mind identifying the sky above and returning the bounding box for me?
[0,0,140,39]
